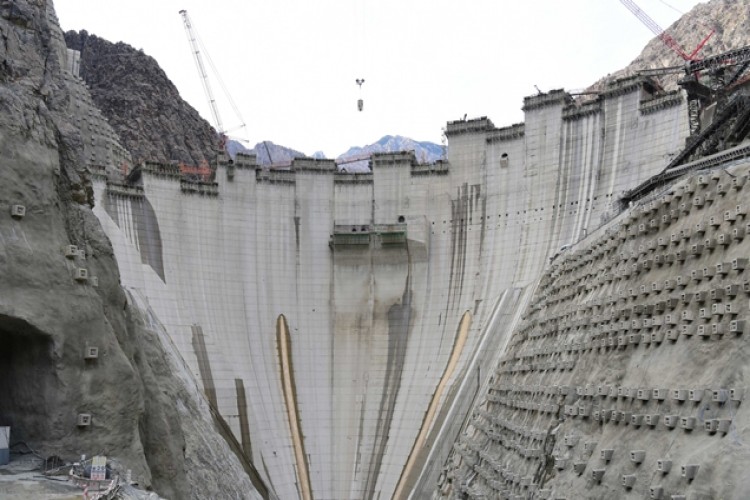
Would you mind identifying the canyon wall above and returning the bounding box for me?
[0,2,261,498]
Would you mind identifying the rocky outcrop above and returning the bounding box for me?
[0,2,261,498]
[64,30,219,166]
[593,0,750,90]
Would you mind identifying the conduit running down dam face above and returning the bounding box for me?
[85,71,691,497]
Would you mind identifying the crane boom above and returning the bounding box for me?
[179,9,224,134]
[619,0,713,62]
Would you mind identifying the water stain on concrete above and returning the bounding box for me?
[363,273,413,500]
[276,314,313,500]
[191,324,217,409]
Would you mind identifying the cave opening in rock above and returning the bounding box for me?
[0,315,57,452]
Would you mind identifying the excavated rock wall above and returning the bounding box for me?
[444,164,750,499]
[0,2,261,498]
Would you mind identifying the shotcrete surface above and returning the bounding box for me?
[447,161,750,499]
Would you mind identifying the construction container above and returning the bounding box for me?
[0,427,9,465]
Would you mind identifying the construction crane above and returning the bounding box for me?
[179,9,224,135]
[179,9,248,166]
[619,0,717,135]
[618,0,713,62]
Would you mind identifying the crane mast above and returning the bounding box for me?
[179,9,224,135]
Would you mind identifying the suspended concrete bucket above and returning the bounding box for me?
[358,98,364,112]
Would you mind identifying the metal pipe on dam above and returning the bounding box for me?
[91,77,689,498]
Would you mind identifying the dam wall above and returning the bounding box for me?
[88,77,689,499]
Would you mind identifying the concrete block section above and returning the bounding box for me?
[680,416,697,430]
[622,473,637,488]
[650,485,664,499]
[656,459,672,473]
[10,205,25,218]
[645,414,660,427]
[681,464,700,480]
[689,389,705,402]
[591,469,606,482]
[630,450,646,463]
[664,413,680,428]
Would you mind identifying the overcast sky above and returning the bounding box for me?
[53,0,706,158]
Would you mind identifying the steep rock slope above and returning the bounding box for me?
[0,2,261,498]
[443,165,750,499]
[64,30,218,166]
[594,0,750,90]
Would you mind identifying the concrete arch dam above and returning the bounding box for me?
[91,79,688,499]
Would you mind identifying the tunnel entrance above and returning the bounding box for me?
[0,315,57,452]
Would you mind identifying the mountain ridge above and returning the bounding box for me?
[592,0,750,90]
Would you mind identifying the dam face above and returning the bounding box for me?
[89,80,689,498]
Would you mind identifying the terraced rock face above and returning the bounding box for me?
[446,165,750,499]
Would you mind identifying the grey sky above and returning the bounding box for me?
[54,0,706,157]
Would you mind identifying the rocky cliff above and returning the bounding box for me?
[64,30,219,166]
[0,2,261,498]
[594,0,750,90]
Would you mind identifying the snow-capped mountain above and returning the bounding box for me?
[226,139,305,166]
[339,135,444,164]
[228,135,443,172]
